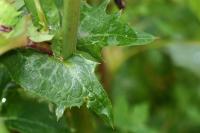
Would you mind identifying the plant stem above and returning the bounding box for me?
[72,107,95,133]
[34,0,48,31]
[62,0,81,59]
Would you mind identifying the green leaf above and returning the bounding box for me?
[0,0,20,27]
[23,0,40,27]
[78,0,154,59]
[8,16,54,43]
[0,120,9,133]
[24,0,60,32]
[114,95,156,133]
[0,64,10,90]
[188,0,200,21]
[0,16,53,55]
[28,24,54,42]
[134,31,155,46]
[51,31,63,56]
[3,16,28,38]
[13,0,25,10]
[1,50,113,125]
[0,17,28,55]
[39,0,61,32]
[0,64,12,99]
[0,24,54,56]
[0,35,27,56]
[7,0,25,10]
[0,88,69,133]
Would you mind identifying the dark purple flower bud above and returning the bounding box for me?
[114,0,125,9]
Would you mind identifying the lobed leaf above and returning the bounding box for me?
[1,50,113,125]
[78,0,155,59]
[0,89,69,133]
[0,0,20,27]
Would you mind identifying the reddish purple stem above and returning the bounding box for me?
[27,40,53,56]
[0,25,12,32]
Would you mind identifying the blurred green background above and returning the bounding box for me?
[97,0,200,132]
[1,0,200,133]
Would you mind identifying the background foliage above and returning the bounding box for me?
[102,0,200,132]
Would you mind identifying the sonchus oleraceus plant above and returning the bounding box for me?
[0,0,154,132]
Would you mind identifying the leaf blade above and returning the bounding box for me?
[0,0,20,27]
[0,89,69,133]
[1,50,113,125]
[78,0,154,59]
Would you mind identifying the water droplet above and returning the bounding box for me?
[1,98,6,103]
